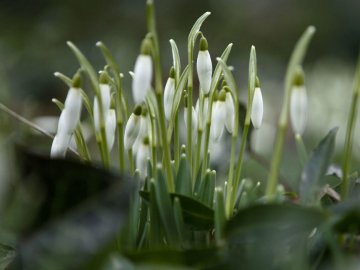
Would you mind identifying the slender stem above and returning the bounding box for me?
[117,121,125,171]
[341,91,359,199]
[174,113,180,169]
[193,129,203,183]
[228,123,249,215]
[266,124,286,197]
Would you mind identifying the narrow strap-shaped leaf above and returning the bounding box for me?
[175,153,192,196]
[173,197,186,246]
[170,39,181,83]
[214,188,225,243]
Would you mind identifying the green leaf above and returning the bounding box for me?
[214,188,225,243]
[140,192,214,230]
[0,243,15,269]
[187,12,211,52]
[197,170,215,208]
[299,127,338,204]
[225,203,327,269]
[175,154,192,196]
[170,39,181,83]
[329,199,360,233]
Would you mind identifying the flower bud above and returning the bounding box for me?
[105,109,117,151]
[124,106,142,151]
[224,88,235,133]
[136,137,150,178]
[211,90,226,141]
[196,37,212,94]
[164,67,176,120]
[50,132,71,158]
[290,68,307,135]
[251,86,263,129]
[132,39,153,104]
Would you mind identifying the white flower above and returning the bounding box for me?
[251,87,263,129]
[124,107,142,151]
[211,101,226,141]
[132,55,153,104]
[196,37,212,94]
[133,110,149,155]
[50,86,82,158]
[290,85,307,135]
[50,132,71,158]
[163,74,175,120]
[136,137,150,178]
[224,91,235,133]
[105,109,117,151]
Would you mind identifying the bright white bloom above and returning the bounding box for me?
[132,55,152,104]
[50,87,82,158]
[164,75,175,120]
[136,138,150,178]
[50,133,71,158]
[105,109,117,151]
[290,85,307,135]
[251,87,263,129]
[225,91,235,133]
[133,111,149,155]
[210,100,226,141]
[196,37,212,94]
[124,107,142,151]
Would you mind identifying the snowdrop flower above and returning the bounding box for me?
[50,74,83,158]
[196,37,212,95]
[224,87,235,133]
[124,105,142,151]
[136,137,150,178]
[105,109,117,151]
[132,39,153,104]
[290,68,307,135]
[164,67,176,120]
[133,106,149,155]
[250,78,263,129]
[93,72,112,132]
[210,89,226,141]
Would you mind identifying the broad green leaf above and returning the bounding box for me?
[299,127,338,204]
[170,39,181,83]
[140,192,214,230]
[197,170,215,208]
[225,203,326,269]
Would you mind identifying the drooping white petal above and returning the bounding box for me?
[124,113,141,151]
[290,85,307,135]
[196,50,212,94]
[99,84,111,111]
[163,77,175,120]
[50,132,71,158]
[225,92,235,133]
[136,142,150,178]
[132,55,153,103]
[62,88,82,133]
[251,87,263,129]
[93,97,100,132]
[210,101,226,141]
[133,115,149,155]
[106,109,117,151]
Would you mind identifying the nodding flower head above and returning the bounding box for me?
[136,136,150,178]
[196,37,212,95]
[164,67,176,120]
[250,77,263,129]
[224,86,235,134]
[210,89,226,141]
[290,67,307,136]
[105,109,117,152]
[132,38,153,104]
[50,73,83,158]
[124,105,142,151]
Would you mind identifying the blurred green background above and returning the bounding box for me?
[0,0,359,186]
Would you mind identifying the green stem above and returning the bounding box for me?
[341,89,360,199]
[117,121,125,171]
[174,113,180,169]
